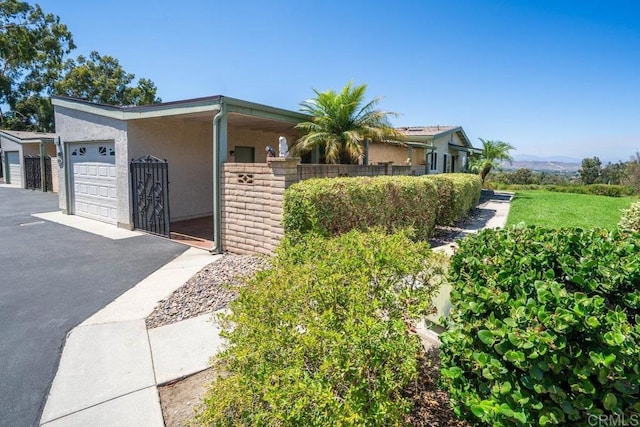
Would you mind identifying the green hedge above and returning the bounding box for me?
[490,183,635,197]
[283,176,439,240]
[196,230,445,426]
[440,227,640,426]
[424,173,482,225]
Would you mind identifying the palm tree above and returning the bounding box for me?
[470,138,515,184]
[293,82,405,164]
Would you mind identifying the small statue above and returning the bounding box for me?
[265,145,276,158]
[278,136,289,158]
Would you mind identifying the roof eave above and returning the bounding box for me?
[51,95,309,123]
[0,130,56,144]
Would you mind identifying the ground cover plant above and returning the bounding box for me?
[195,230,447,426]
[440,227,640,426]
[506,190,637,229]
[619,200,640,233]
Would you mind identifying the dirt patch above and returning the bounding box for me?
[159,368,218,427]
[159,349,467,426]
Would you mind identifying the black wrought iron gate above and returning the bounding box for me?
[130,155,170,237]
[24,155,53,191]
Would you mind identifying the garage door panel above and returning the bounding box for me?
[7,151,22,187]
[69,143,117,224]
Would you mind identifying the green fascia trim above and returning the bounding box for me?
[448,143,470,152]
[52,95,309,123]
[225,97,309,122]
[406,141,435,149]
[53,97,223,121]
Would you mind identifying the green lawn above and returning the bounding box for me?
[505,190,638,229]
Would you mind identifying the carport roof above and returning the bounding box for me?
[51,95,310,124]
[0,129,56,143]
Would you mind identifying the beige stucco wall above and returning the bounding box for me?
[54,106,129,226]
[227,126,298,163]
[368,142,413,165]
[127,118,214,222]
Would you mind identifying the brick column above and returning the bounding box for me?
[221,158,300,255]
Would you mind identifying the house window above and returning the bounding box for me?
[429,151,438,171]
[443,154,448,173]
[98,146,107,156]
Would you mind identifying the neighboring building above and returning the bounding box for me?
[367,125,478,174]
[0,130,58,191]
[51,95,307,250]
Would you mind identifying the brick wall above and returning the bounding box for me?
[221,157,300,255]
[221,159,421,255]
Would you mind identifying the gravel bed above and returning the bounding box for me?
[145,254,270,329]
[427,207,483,248]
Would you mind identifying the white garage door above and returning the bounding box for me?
[69,143,117,224]
[6,151,22,187]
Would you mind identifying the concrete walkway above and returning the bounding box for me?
[39,190,513,426]
[424,190,514,334]
[39,248,223,426]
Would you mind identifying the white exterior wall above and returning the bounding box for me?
[54,107,130,227]
[127,118,213,221]
[227,126,298,163]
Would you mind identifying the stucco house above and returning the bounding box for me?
[0,130,58,191]
[367,125,478,174]
[51,95,307,248]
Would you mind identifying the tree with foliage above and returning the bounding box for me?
[293,82,405,164]
[470,138,515,184]
[578,156,602,185]
[622,152,640,193]
[600,161,626,185]
[0,0,74,130]
[54,51,161,105]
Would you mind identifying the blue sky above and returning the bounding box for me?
[36,0,640,162]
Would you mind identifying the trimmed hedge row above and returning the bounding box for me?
[440,227,640,426]
[490,183,635,197]
[283,176,439,240]
[283,174,482,239]
[424,173,482,226]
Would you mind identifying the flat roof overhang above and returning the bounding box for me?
[51,95,309,126]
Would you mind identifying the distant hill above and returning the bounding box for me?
[500,160,581,172]
[512,154,582,163]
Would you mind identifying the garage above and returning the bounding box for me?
[6,151,22,187]
[69,142,117,224]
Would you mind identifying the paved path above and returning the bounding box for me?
[425,190,513,331]
[0,187,187,427]
[39,249,220,427]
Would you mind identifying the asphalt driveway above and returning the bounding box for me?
[0,187,187,427]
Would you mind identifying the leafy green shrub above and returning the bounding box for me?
[196,230,445,426]
[619,200,640,233]
[424,173,482,225]
[440,227,640,426]
[283,176,438,240]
